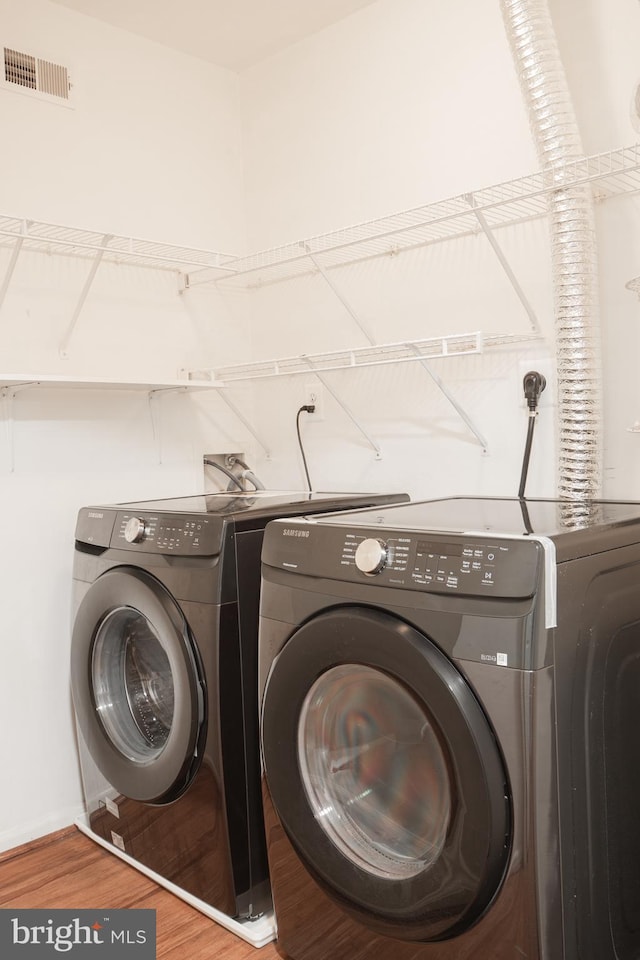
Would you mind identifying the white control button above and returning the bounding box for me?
[124,517,146,543]
[355,538,388,575]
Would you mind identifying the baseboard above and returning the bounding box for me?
[0,804,86,857]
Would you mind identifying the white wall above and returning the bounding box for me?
[0,0,251,850]
[2,0,640,851]
[237,0,640,502]
[238,0,556,499]
[241,0,539,250]
[0,0,245,248]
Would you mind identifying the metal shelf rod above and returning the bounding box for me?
[59,235,113,358]
[305,364,382,460]
[146,387,194,464]
[301,243,376,345]
[409,345,489,450]
[0,221,29,312]
[215,391,271,458]
[297,244,487,450]
[1,381,37,472]
[465,197,541,337]
[148,391,162,464]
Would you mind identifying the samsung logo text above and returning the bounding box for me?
[282,529,309,538]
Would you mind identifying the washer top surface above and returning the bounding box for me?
[75,490,408,557]
[306,496,640,561]
[311,496,640,534]
[115,490,401,522]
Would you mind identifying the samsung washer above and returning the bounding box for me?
[259,496,640,959]
[69,489,408,947]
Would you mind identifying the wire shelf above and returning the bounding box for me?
[188,142,640,288]
[0,216,236,273]
[211,333,484,383]
[4,143,640,286]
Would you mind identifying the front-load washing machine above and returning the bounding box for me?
[259,496,640,959]
[69,489,408,947]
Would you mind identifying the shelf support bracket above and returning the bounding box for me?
[2,382,37,472]
[465,195,541,337]
[0,220,30,313]
[301,243,376,345]
[147,390,164,464]
[60,233,113,358]
[300,240,481,453]
[215,389,272,459]
[195,392,271,460]
[147,386,191,464]
[408,345,489,451]
[305,362,382,460]
[1,387,13,473]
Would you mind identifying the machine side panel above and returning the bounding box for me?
[555,546,640,960]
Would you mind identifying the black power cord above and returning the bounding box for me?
[518,370,547,500]
[296,404,316,491]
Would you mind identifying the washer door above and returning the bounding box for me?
[261,606,511,942]
[71,567,205,804]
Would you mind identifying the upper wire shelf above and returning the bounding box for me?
[0,216,235,273]
[3,143,640,287]
[187,143,640,288]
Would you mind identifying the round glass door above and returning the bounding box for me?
[92,606,175,762]
[261,606,510,942]
[71,567,204,803]
[298,664,451,880]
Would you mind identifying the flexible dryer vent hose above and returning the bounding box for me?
[500,0,603,507]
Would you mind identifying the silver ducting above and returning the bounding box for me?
[500,0,602,502]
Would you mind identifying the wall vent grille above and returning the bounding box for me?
[3,46,70,101]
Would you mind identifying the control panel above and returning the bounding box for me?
[113,512,222,555]
[266,522,542,599]
[413,540,502,591]
[73,508,224,556]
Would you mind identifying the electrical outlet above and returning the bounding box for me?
[304,382,325,420]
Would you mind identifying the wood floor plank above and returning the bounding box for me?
[0,827,283,960]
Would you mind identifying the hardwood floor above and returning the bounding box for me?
[0,827,283,960]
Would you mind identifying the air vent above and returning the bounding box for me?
[3,46,71,103]
[4,47,36,89]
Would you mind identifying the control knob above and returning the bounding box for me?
[124,517,147,544]
[355,538,388,575]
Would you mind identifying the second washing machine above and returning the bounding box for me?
[259,496,640,959]
[70,489,408,946]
